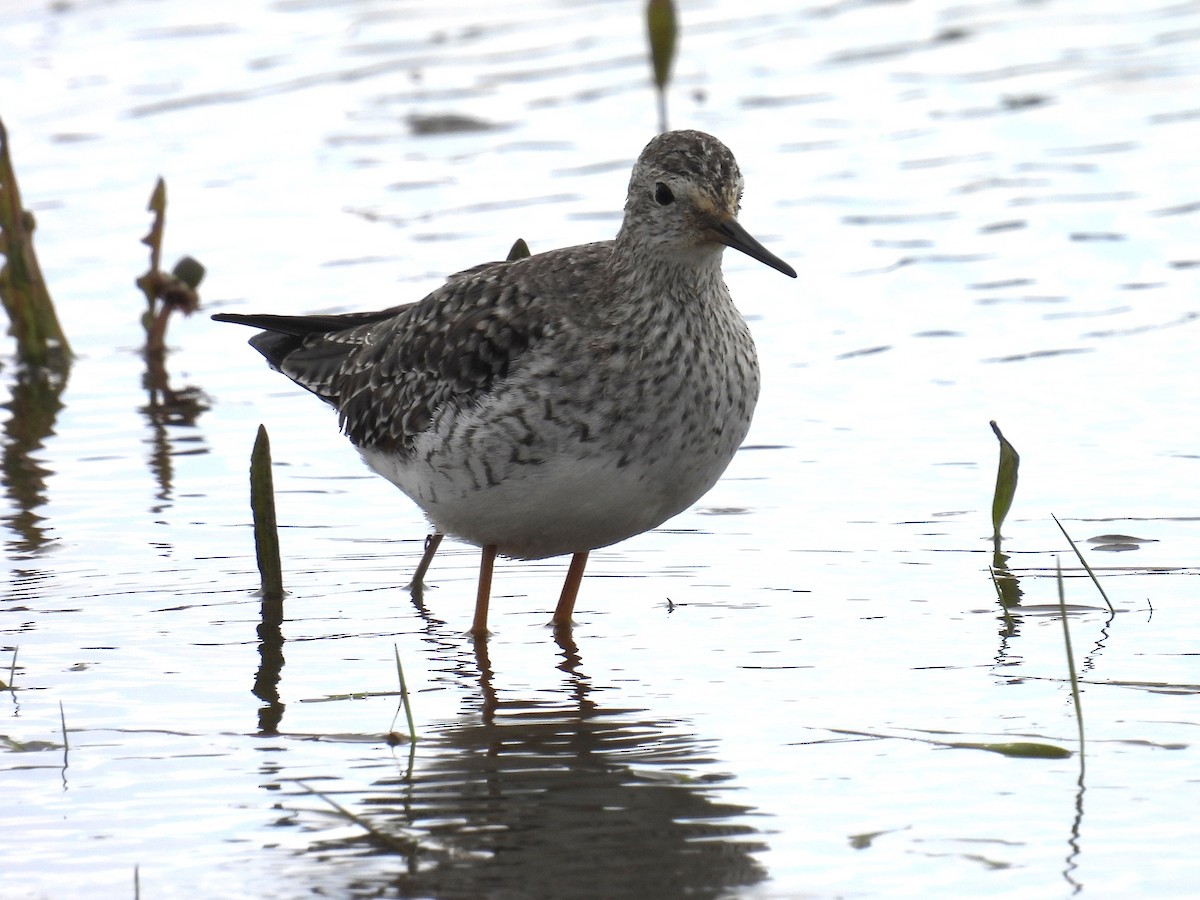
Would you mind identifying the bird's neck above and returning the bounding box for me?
[610,234,727,296]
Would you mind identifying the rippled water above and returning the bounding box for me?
[3,1,1199,897]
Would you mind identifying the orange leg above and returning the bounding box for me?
[410,532,443,588]
[552,551,589,629]
[472,544,498,636]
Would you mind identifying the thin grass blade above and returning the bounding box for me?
[393,643,417,743]
[1056,557,1086,772]
[1052,513,1115,612]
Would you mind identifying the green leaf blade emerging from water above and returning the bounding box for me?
[990,420,1019,543]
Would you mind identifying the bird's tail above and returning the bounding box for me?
[212,310,398,369]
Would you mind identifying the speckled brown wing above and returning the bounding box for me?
[327,274,553,450]
[213,258,553,453]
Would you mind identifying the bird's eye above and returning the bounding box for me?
[654,182,675,205]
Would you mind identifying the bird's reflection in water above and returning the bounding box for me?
[304,618,768,898]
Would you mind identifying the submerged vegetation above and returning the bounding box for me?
[135,177,205,356]
[988,421,1022,612]
[989,420,1019,547]
[250,424,284,599]
[0,119,72,367]
[1055,559,1087,768]
[1053,513,1115,613]
[646,0,678,132]
[507,237,531,261]
[984,419,1120,766]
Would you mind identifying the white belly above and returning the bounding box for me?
[360,432,736,560]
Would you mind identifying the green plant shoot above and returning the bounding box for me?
[0,118,72,366]
[646,0,678,132]
[250,424,284,598]
[990,420,1019,543]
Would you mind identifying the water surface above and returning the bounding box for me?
[3,1,1199,897]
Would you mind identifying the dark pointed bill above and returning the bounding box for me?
[712,217,797,279]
